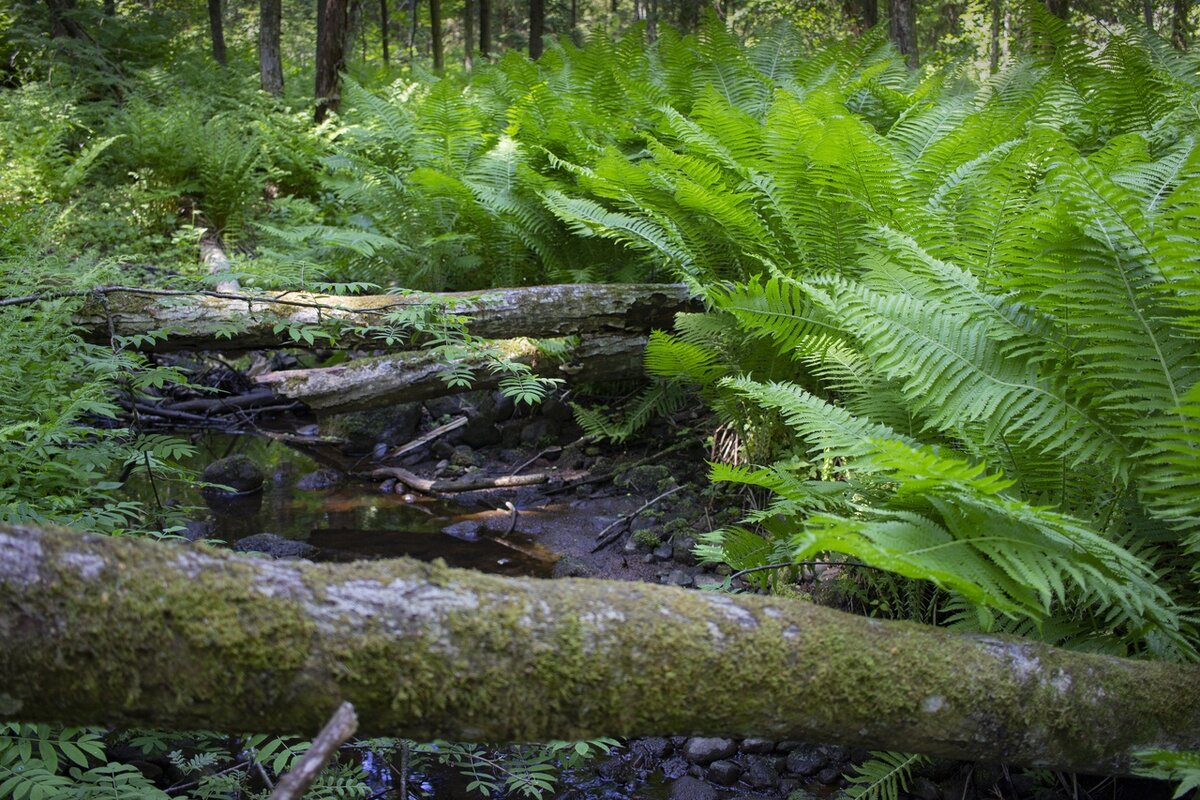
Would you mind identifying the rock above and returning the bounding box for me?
[666,569,694,587]
[622,537,642,555]
[450,445,483,468]
[552,556,593,578]
[540,392,575,423]
[744,757,780,789]
[615,464,673,493]
[740,738,775,754]
[443,520,484,541]
[632,737,672,759]
[653,543,674,561]
[181,520,213,542]
[776,741,804,753]
[912,777,941,800]
[295,469,345,490]
[785,791,821,800]
[424,393,476,420]
[785,748,827,776]
[682,737,737,765]
[319,404,422,451]
[483,391,516,422]
[815,767,841,785]
[817,744,850,764]
[232,533,315,559]
[660,754,690,781]
[378,478,398,493]
[693,572,724,588]
[672,534,698,564]
[706,760,741,786]
[460,416,501,448]
[666,776,717,800]
[202,455,264,494]
[520,417,561,446]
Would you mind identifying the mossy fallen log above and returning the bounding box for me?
[72,283,695,351]
[1,523,1198,775]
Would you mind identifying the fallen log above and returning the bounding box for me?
[72,283,695,351]
[255,334,647,414]
[1,522,1198,775]
[371,466,550,494]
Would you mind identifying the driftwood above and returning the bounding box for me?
[2,522,1199,775]
[371,466,550,494]
[255,334,648,414]
[73,283,695,351]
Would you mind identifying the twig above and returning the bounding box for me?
[268,702,358,800]
[542,437,697,496]
[371,466,551,495]
[381,416,467,461]
[592,484,684,553]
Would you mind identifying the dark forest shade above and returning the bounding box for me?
[530,0,545,57]
[260,0,284,95]
[315,0,350,121]
[208,0,227,65]
[431,0,444,70]
[889,0,917,66]
[381,0,390,64]
[1174,0,1191,47]
[1045,0,1069,18]
[479,0,491,55]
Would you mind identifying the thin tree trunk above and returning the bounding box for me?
[889,0,918,68]
[208,0,228,65]
[103,0,115,16]
[44,0,86,37]
[73,283,697,352]
[430,0,443,70]
[408,0,418,60]
[479,0,490,55]
[529,0,544,58]
[570,0,577,37]
[259,0,284,96]
[989,0,1001,73]
[1173,0,1190,47]
[381,0,390,64]
[1045,0,1069,19]
[4,522,1200,776]
[315,0,350,121]
[463,0,474,70]
[647,0,657,41]
[1143,0,1154,30]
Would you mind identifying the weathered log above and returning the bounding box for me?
[1,523,1198,775]
[371,466,550,493]
[73,284,694,351]
[255,334,647,414]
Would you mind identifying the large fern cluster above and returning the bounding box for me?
[328,11,1200,658]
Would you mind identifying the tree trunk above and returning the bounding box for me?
[209,0,228,66]
[255,333,650,413]
[1045,0,1069,19]
[479,0,490,55]
[1173,0,1189,47]
[989,0,1001,73]
[73,284,696,352]
[408,0,419,60]
[44,0,86,38]
[647,0,657,41]
[104,0,116,17]
[315,0,350,121]
[2,522,1199,775]
[430,0,444,70]
[889,0,918,68]
[1143,0,1154,30]
[259,0,284,96]
[463,0,474,70]
[529,0,544,59]
[381,0,390,65]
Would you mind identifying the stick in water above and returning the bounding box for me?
[268,702,358,800]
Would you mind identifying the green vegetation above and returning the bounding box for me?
[3,0,1200,795]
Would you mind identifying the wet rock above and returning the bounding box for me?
[232,533,315,559]
[450,445,483,468]
[706,760,741,786]
[424,394,476,420]
[815,767,841,785]
[785,791,821,800]
[744,757,780,789]
[667,776,717,800]
[202,455,264,494]
[615,464,672,493]
[818,744,851,764]
[682,737,736,765]
[632,737,672,759]
[460,416,501,448]
[320,404,422,452]
[672,534,698,564]
[776,741,804,752]
[520,418,561,446]
[660,754,689,781]
[785,748,827,776]
[652,543,674,561]
[740,738,775,754]
[295,469,345,490]
[552,556,593,578]
[443,520,483,541]
[378,478,398,493]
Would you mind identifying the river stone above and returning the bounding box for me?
[815,767,841,785]
[785,748,827,776]
[740,738,775,754]
[460,416,501,448]
[450,445,483,468]
[665,569,693,587]
[745,757,780,788]
[443,520,484,541]
[661,754,689,780]
[672,534,698,564]
[232,533,314,559]
[706,760,741,786]
[653,543,674,561]
[202,455,264,494]
[667,776,717,800]
[295,469,345,490]
[683,737,737,765]
[632,737,672,759]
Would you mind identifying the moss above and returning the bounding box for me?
[632,528,662,548]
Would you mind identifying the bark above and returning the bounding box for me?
[104,0,115,17]
[990,0,1001,74]
[463,0,474,70]
[889,0,918,68]
[315,0,350,121]
[2,522,1198,775]
[209,0,228,66]
[1173,0,1189,47]
[44,0,86,38]
[479,0,490,55]
[1045,0,1069,19]
[260,0,285,96]
[254,333,650,413]
[408,0,418,60]
[529,0,544,59]
[380,0,390,64]
[73,283,696,352]
[1144,0,1154,31]
[430,0,443,70]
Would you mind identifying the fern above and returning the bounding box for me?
[843,751,931,800]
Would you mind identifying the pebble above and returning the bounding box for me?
[745,757,780,788]
[653,543,674,561]
[682,737,737,765]
[815,766,842,785]
[706,760,741,786]
[785,748,827,776]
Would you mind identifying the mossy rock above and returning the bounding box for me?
[201,455,264,494]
